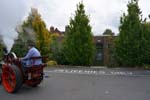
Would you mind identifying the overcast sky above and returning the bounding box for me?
[0,0,150,36]
[0,0,150,51]
[29,0,150,35]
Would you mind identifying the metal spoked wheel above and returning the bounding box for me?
[2,65,23,93]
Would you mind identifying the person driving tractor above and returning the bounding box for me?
[1,41,47,93]
[21,41,42,69]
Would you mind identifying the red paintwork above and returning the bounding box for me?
[2,64,16,93]
[1,53,47,93]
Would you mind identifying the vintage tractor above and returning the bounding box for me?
[0,52,47,93]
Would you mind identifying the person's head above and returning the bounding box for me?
[27,41,35,50]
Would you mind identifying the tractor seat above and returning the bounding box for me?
[25,64,46,72]
[24,63,47,80]
[23,56,47,80]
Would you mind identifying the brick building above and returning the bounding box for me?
[94,35,116,66]
[49,27,116,66]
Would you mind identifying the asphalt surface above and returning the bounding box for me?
[0,67,150,100]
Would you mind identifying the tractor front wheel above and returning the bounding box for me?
[2,65,23,93]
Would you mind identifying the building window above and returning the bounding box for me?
[96,52,102,61]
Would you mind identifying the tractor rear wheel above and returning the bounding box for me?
[2,65,23,93]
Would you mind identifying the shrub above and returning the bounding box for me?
[47,60,58,66]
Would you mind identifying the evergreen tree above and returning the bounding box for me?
[103,29,114,36]
[63,2,95,66]
[142,21,150,65]
[115,0,143,67]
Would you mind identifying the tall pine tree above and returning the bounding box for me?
[115,0,143,67]
[63,2,95,66]
[142,21,150,65]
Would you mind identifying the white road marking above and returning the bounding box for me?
[44,69,137,76]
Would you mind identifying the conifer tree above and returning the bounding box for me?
[63,2,95,66]
[142,21,150,65]
[115,0,143,67]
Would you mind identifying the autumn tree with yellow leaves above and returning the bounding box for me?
[22,8,51,56]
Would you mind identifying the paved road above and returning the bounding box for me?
[0,67,150,100]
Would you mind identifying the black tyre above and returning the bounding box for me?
[2,65,23,93]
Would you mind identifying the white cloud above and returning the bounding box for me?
[36,0,149,35]
[29,0,129,35]
[1,0,150,40]
[139,0,150,20]
[0,0,149,52]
